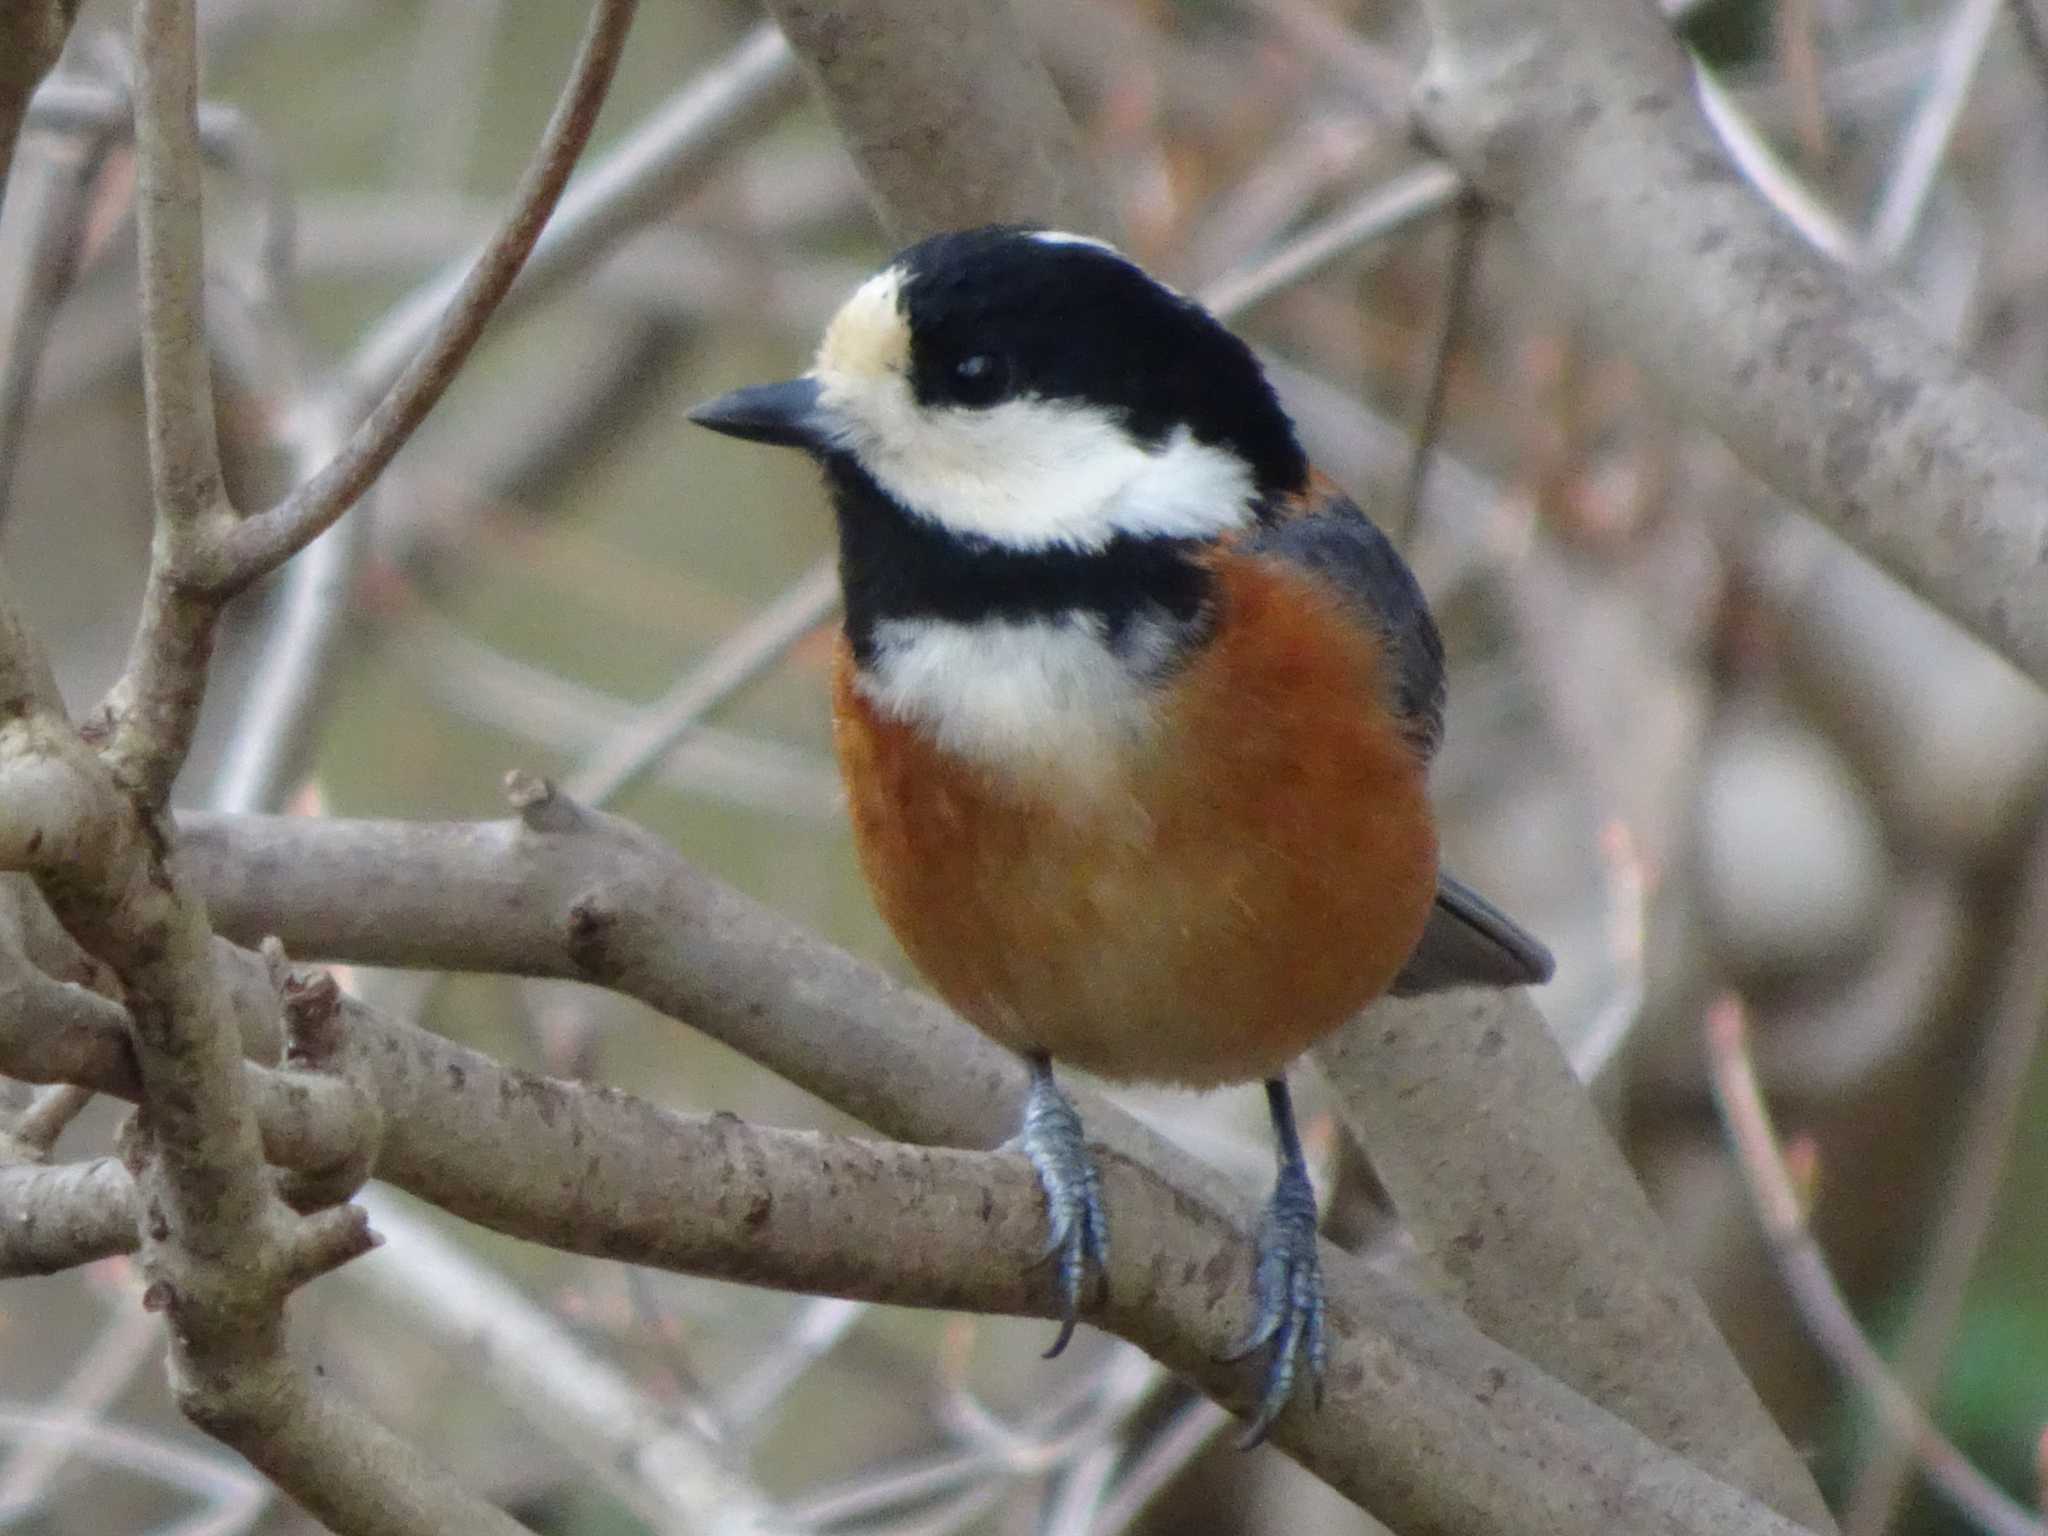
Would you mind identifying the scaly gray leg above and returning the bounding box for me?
[1222,1077,1327,1447]
[1018,1050,1109,1357]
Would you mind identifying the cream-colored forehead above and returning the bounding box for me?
[816,265,909,380]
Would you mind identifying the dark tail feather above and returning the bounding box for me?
[1390,871,1554,996]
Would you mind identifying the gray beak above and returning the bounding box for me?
[688,376,837,452]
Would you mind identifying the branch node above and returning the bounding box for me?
[260,933,290,989]
[565,891,618,972]
[277,1202,379,1293]
[281,966,345,1067]
[115,1108,151,1177]
[506,768,600,834]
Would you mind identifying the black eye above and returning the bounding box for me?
[950,352,1012,407]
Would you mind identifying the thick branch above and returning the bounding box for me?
[1316,994,1833,1531]
[176,805,1254,1216]
[0,1158,135,1276]
[761,0,1115,240]
[167,805,1835,1525]
[4,960,1820,1535]
[1413,0,2048,691]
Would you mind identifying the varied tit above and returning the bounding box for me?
[690,225,1552,1445]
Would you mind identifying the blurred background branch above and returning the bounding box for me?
[2,0,2047,1531]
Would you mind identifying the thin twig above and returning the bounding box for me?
[130,0,229,546]
[1397,190,1483,546]
[1084,1392,1233,1536]
[565,558,840,806]
[94,0,238,808]
[406,602,841,817]
[1705,995,2047,1536]
[0,1402,269,1533]
[1198,163,1463,321]
[24,82,299,310]
[356,1186,792,1536]
[1692,63,1858,262]
[0,1295,163,1522]
[1771,0,1831,168]
[203,291,358,816]
[11,1082,91,1150]
[1182,116,1377,284]
[214,0,640,593]
[0,95,118,526]
[721,1295,866,1434]
[1840,819,2048,1534]
[342,22,799,409]
[790,1346,1163,1531]
[1416,0,2048,691]
[1865,0,2003,262]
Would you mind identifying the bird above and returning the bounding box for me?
[688,225,1552,1445]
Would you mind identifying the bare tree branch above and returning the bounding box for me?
[565,559,840,806]
[94,0,235,807]
[203,287,360,816]
[1198,163,1463,319]
[0,93,117,526]
[11,1082,90,1150]
[354,1188,792,1536]
[1316,992,1834,1531]
[0,1293,161,1521]
[0,1157,135,1276]
[343,22,800,408]
[93,0,636,818]
[1,921,1825,1535]
[0,695,532,1534]
[1708,996,2044,1536]
[163,798,1834,1529]
[214,0,638,593]
[1412,0,2048,692]
[762,0,1116,240]
[1839,818,2048,1531]
[176,799,1256,1217]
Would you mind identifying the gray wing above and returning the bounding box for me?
[1245,499,1446,757]
[1248,491,1553,993]
[1392,871,1554,993]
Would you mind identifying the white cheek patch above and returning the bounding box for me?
[816,373,1259,552]
[859,614,1163,790]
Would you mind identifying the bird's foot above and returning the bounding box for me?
[1222,1151,1326,1447]
[1018,1056,1109,1358]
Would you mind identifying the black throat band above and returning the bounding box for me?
[823,455,1218,668]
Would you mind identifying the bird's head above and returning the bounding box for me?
[690,226,1308,553]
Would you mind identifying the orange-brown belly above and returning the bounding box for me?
[832,559,1438,1089]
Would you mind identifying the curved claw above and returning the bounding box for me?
[1223,1154,1326,1448]
[1019,1058,1108,1357]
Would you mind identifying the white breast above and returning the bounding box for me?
[856,614,1166,794]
